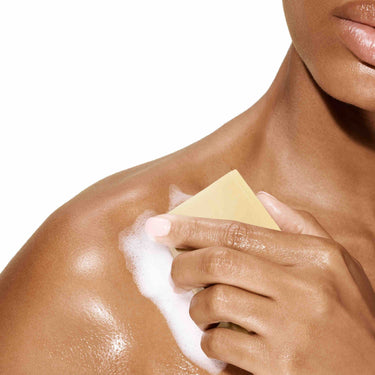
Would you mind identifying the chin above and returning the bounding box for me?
[313,57,375,112]
[337,76,375,112]
[348,63,375,111]
[348,94,375,112]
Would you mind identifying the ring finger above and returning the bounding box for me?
[190,283,274,335]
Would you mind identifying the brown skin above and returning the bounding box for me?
[148,200,375,374]
[1,0,375,373]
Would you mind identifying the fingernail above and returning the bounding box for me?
[145,216,171,238]
[256,191,278,201]
[256,191,282,216]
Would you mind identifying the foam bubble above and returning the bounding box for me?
[119,207,226,374]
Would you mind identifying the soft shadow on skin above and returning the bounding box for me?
[325,95,375,150]
[305,62,375,150]
[225,365,251,375]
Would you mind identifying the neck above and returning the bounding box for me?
[239,44,375,217]
[270,45,375,149]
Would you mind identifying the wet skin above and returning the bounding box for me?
[1,0,375,373]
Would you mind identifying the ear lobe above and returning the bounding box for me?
[256,191,332,239]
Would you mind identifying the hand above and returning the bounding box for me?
[145,191,375,374]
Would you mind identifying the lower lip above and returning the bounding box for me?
[334,17,375,67]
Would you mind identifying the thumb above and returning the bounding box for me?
[256,191,332,239]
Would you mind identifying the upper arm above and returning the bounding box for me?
[0,185,210,374]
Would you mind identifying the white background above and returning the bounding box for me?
[0,1,291,272]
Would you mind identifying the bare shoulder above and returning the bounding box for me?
[0,107,256,374]
[0,151,230,374]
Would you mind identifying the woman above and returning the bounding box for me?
[1,0,374,374]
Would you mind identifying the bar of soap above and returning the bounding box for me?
[168,169,281,333]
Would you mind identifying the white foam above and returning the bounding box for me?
[119,187,226,374]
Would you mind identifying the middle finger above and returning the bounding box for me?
[189,283,274,335]
[171,246,289,298]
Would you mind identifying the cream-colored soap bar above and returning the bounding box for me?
[169,168,280,242]
[168,169,281,333]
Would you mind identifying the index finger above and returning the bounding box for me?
[144,213,333,265]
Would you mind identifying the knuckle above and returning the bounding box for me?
[322,241,347,270]
[180,216,199,243]
[189,217,201,239]
[190,285,227,323]
[201,247,233,277]
[201,329,224,358]
[206,284,227,315]
[222,221,250,249]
